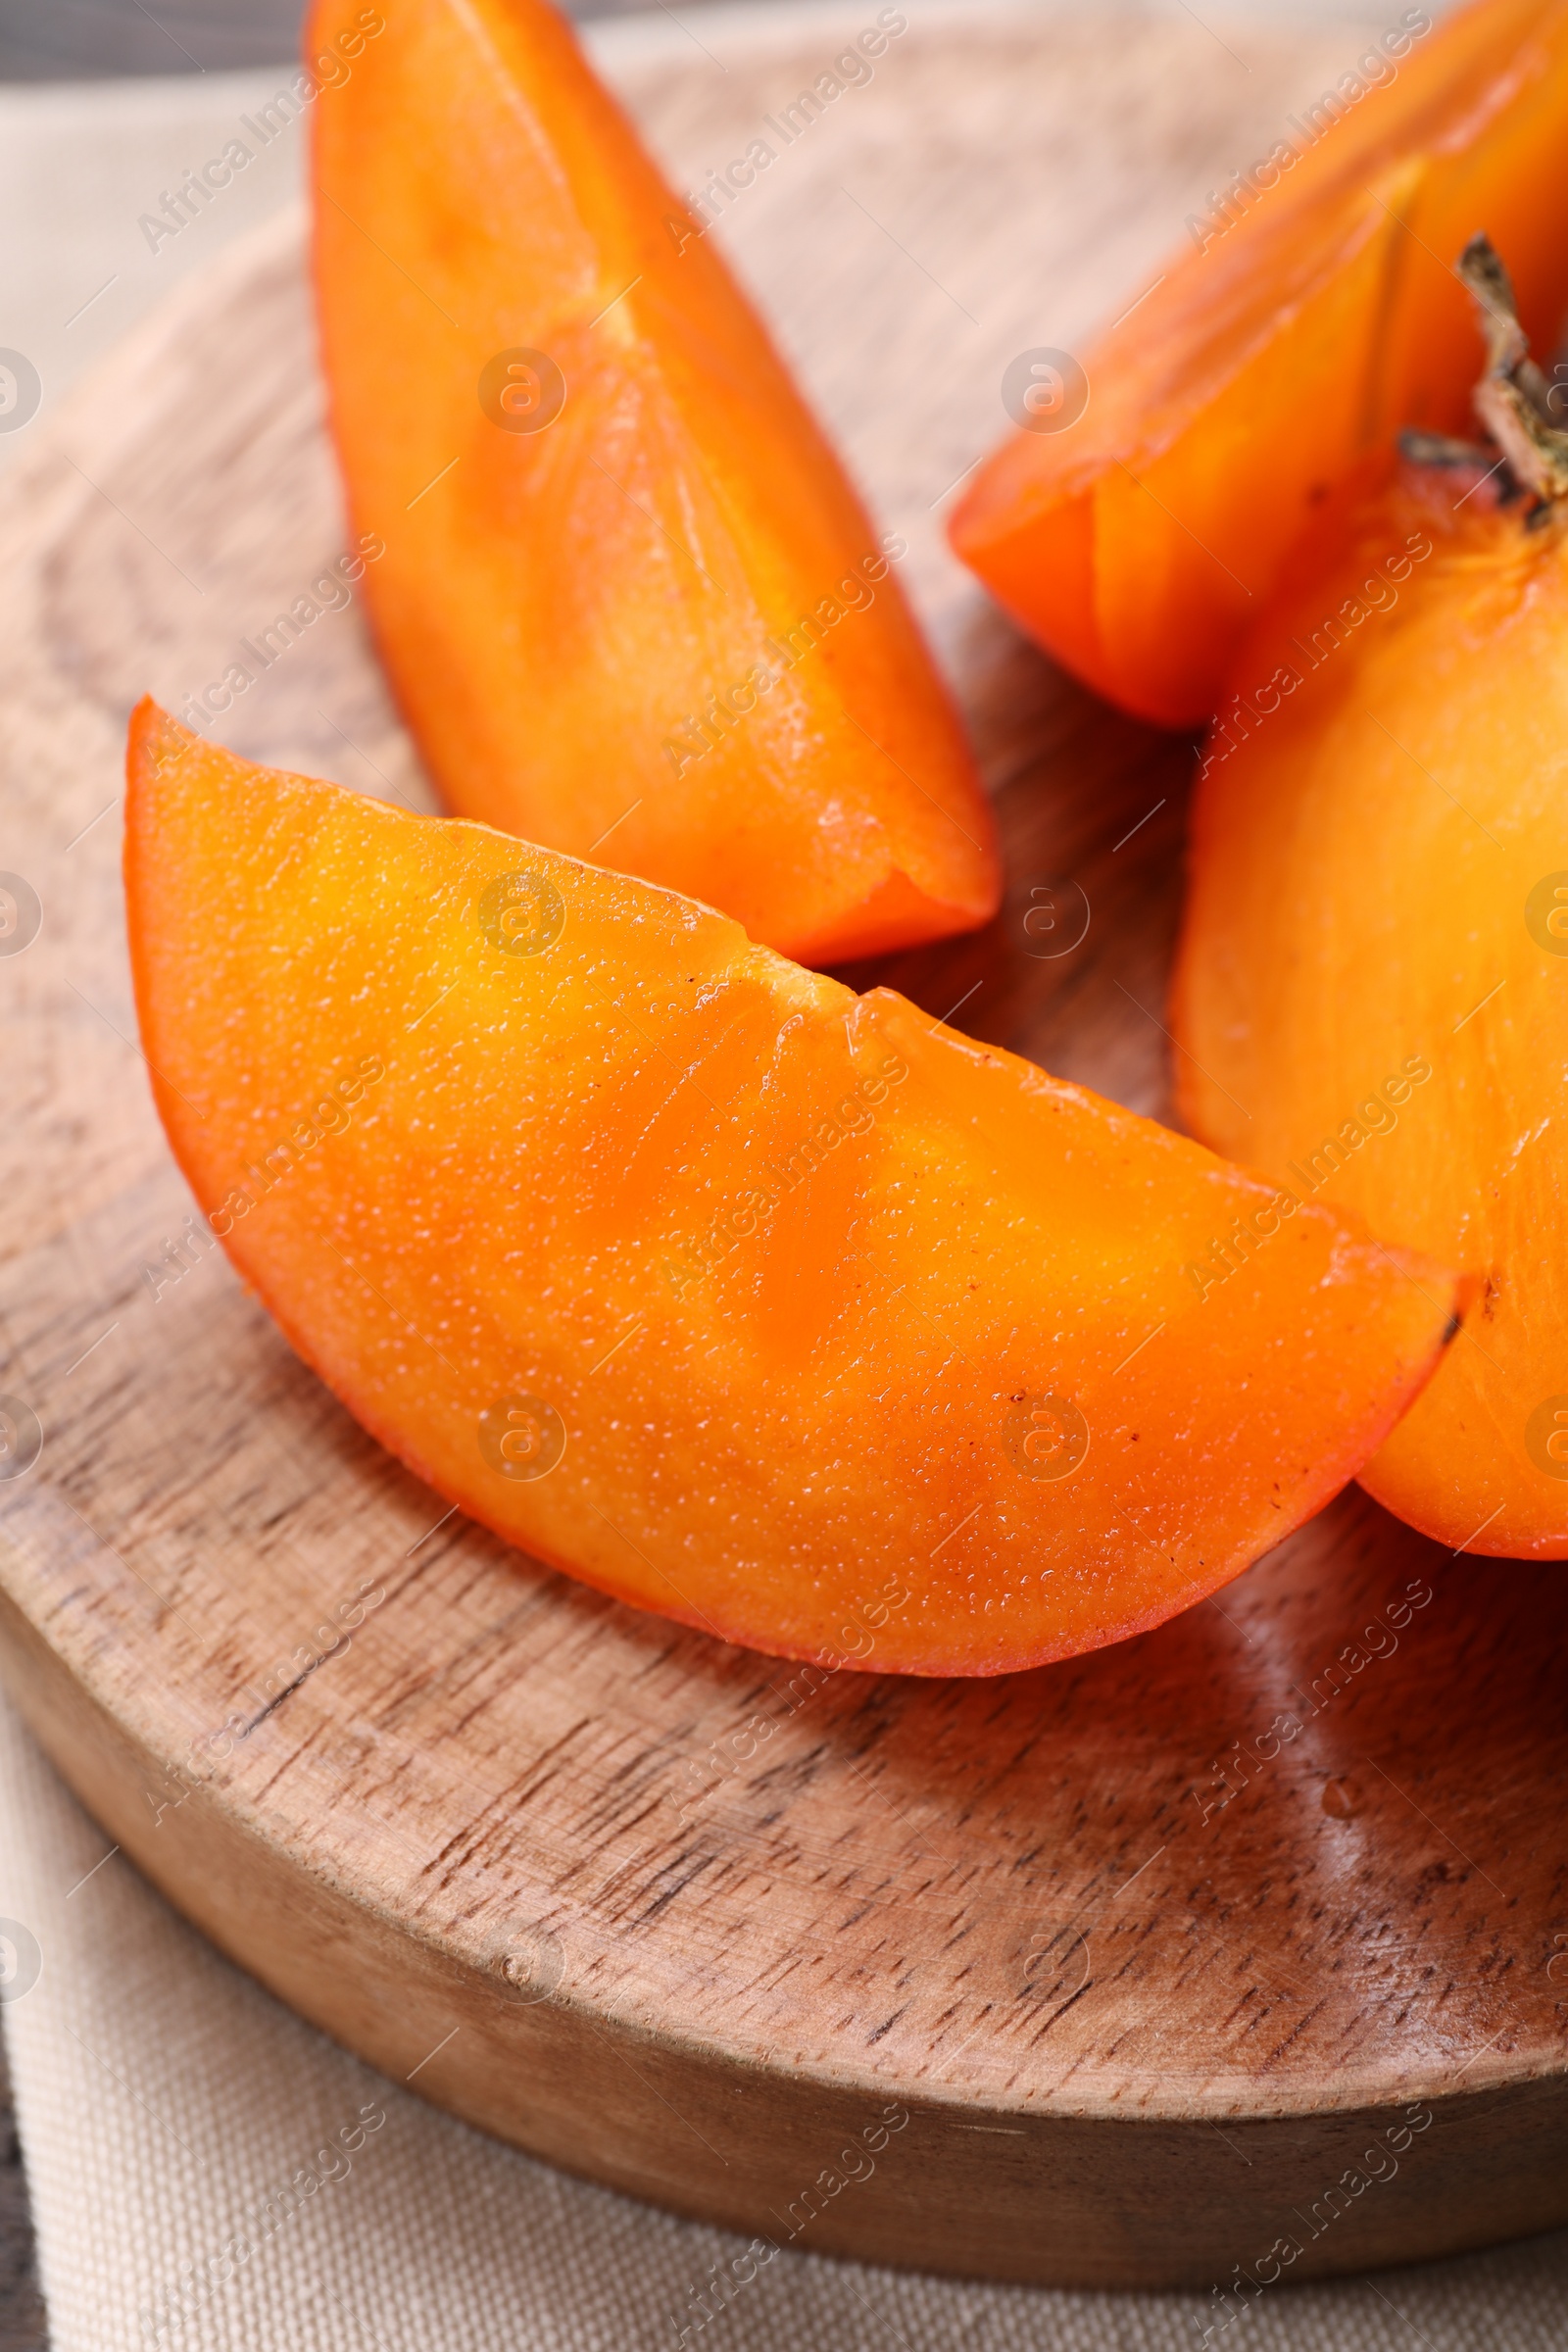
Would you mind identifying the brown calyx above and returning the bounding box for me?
[1398,234,1568,512]
[1458,234,1568,504]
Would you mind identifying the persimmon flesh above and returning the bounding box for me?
[950,0,1568,727]
[1171,442,1568,1556]
[125,703,1461,1673]
[309,0,998,965]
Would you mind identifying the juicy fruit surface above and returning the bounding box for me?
[125,705,1458,1675]
[310,0,998,964]
[1171,466,1568,1556]
[951,0,1568,727]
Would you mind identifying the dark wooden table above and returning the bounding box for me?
[0,0,654,78]
[0,2039,42,2352]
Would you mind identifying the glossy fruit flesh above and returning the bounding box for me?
[1171,459,1568,1555]
[126,701,1461,1671]
[951,0,1568,727]
[310,0,999,964]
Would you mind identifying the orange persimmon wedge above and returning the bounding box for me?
[1170,416,1568,1555]
[126,702,1461,1672]
[951,0,1568,727]
[308,0,999,966]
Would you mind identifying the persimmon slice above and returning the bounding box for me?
[309,0,999,964]
[951,0,1568,727]
[126,702,1460,1673]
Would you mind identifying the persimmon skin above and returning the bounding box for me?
[950,0,1568,728]
[125,701,1460,1673]
[1171,460,1568,1557]
[308,0,998,966]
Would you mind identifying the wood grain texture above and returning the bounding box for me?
[0,0,1565,2290]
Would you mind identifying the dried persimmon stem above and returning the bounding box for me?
[1457,232,1568,504]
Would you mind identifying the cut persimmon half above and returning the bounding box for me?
[309,0,999,965]
[1171,243,1568,1558]
[951,0,1568,727]
[126,701,1460,1674]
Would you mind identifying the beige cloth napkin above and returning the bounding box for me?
[1,1690,1564,2348]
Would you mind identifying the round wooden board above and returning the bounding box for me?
[1,0,1566,2293]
